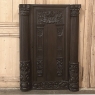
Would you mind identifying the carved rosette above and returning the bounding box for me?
[69,63,79,91]
[19,4,30,16]
[20,61,31,91]
[70,5,81,17]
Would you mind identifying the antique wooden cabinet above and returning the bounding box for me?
[19,4,81,91]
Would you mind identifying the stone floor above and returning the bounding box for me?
[0,89,95,94]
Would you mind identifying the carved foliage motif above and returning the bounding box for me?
[37,59,43,77]
[19,5,30,16]
[37,10,64,24]
[32,81,68,89]
[36,10,64,78]
[56,58,63,76]
[37,28,44,77]
[56,27,64,77]
[57,27,63,36]
[20,61,31,90]
[69,63,79,91]
[70,5,81,17]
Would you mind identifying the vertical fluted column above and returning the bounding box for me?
[19,4,31,91]
[69,5,81,91]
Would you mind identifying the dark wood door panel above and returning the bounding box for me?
[19,4,81,91]
[44,24,57,81]
[32,7,70,89]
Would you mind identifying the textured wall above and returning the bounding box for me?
[0,0,95,88]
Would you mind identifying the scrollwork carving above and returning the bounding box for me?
[37,28,43,37]
[70,5,81,17]
[69,63,79,91]
[57,27,63,36]
[20,60,31,91]
[32,81,68,89]
[37,28,44,77]
[37,59,43,77]
[37,10,64,24]
[56,58,63,77]
[19,4,30,16]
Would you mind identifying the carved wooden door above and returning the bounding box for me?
[32,7,70,90]
[19,4,81,91]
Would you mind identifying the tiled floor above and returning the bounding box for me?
[0,89,95,94]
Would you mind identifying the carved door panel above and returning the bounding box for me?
[19,4,81,91]
[32,7,70,89]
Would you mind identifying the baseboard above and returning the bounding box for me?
[0,87,95,90]
[0,87,19,90]
[80,88,95,90]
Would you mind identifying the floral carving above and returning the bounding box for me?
[37,28,43,37]
[57,27,63,36]
[69,63,79,91]
[37,10,64,24]
[56,58,63,77]
[20,60,31,91]
[32,81,68,89]
[37,59,43,77]
[37,28,44,77]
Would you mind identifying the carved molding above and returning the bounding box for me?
[70,5,81,17]
[69,63,79,91]
[37,10,64,24]
[0,22,19,27]
[20,60,31,91]
[19,4,30,16]
[32,81,68,89]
